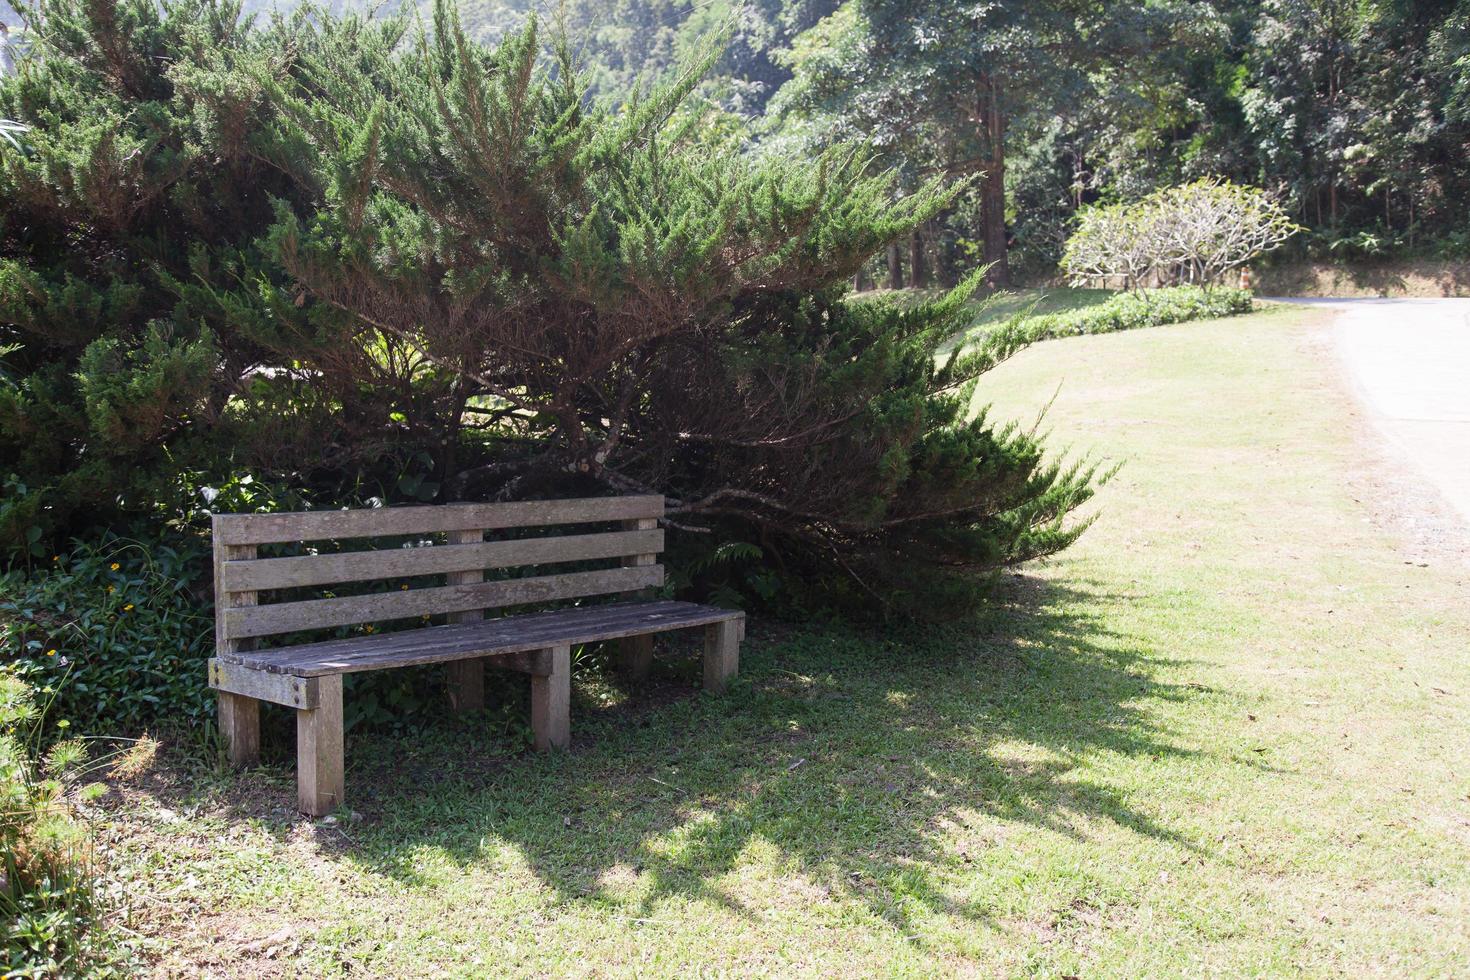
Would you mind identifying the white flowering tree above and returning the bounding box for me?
[1058,201,1164,290]
[1063,178,1300,290]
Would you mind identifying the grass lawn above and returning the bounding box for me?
[863,284,1117,352]
[101,305,1470,976]
[956,285,1116,325]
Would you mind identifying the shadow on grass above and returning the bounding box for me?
[178,572,1228,941]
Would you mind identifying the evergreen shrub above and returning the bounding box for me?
[1,0,1107,637]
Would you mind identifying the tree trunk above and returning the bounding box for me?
[934,218,958,288]
[979,75,1010,288]
[886,242,904,290]
[908,230,928,289]
[852,267,869,292]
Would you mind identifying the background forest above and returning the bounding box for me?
[1,2,1467,971]
[228,0,1470,284]
[1,0,1467,283]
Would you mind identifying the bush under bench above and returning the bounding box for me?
[207,495,744,816]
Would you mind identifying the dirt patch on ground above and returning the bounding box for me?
[1257,260,1470,298]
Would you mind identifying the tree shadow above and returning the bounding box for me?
[163,572,1249,947]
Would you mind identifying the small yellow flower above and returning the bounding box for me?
[46,649,57,657]
[51,555,59,562]
[400,584,409,591]
[123,603,134,612]
[106,585,115,593]
[363,624,376,634]
[110,562,120,571]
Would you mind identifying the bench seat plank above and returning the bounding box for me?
[216,600,743,677]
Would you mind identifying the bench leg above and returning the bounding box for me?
[617,634,654,680]
[297,675,344,817]
[218,691,260,767]
[446,658,485,712]
[530,644,570,751]
[703,620,740,694]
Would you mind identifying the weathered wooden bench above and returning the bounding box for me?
[207,495,743,816]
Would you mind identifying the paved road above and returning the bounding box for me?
[1271,297,1470,526]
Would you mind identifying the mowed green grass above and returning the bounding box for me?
[107,306,1470,976]
[956,285,1115,326]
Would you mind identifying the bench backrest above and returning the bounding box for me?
[212,495,664,651]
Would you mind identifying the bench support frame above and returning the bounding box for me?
[616,517,659,681]
[208,498,744,816]
[444,527,486,712]
[297,675,344,817]
[210,645,581,817]
[704,619,740,694]
[529,644,571,750]
[217,691,260,768]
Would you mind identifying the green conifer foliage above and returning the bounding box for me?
[272,2,1102,616]
[0,0,303,547]
[0,0,452,551]
[0,0,1101,614]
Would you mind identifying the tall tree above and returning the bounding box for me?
[770,0,1219,286]
[1239,0,1470,234]
[0,0,319,550]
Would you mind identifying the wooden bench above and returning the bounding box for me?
[207,495,744,816]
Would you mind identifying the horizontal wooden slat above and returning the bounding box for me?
[221,529,664,592]
[212,495,664,546]
[208,659,319,708]
[217,600,744,676]
[223,565,664,640]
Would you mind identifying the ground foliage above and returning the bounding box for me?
[1,532,213,732]
[0,672,150,976]
[1021,286,1254,341]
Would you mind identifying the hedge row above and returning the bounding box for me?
[1023,286,1254,341]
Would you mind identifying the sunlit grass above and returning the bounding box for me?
[103,306,1470,976]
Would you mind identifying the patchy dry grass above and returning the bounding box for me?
[97,305,1469,976]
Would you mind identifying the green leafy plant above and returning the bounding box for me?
[0,532,214,734]
[1021,286,1254,341]
[666,538,770,611]
[1,672,150,975]
[1432,230,1470,261]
